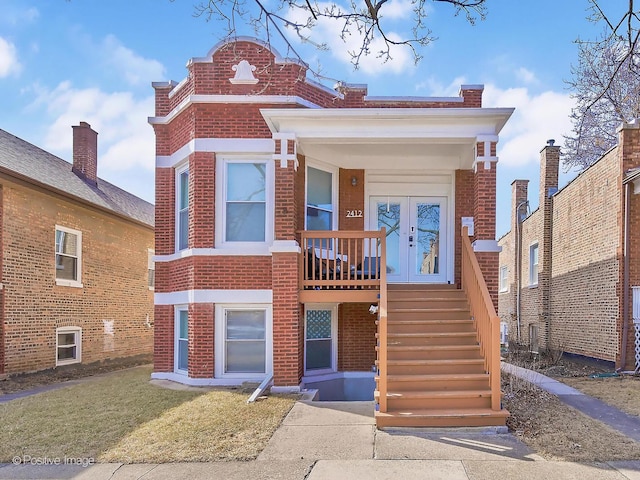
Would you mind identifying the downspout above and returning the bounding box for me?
[515,200,528,344]
[619,182,631,371]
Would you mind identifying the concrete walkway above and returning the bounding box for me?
[2,364,640,479]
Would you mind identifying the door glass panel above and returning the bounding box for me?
[306,309,332,371]
[376,201,401,276]
[415,203,440,274]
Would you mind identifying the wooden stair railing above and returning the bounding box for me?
[460,226,501,411]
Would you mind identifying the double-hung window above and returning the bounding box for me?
[176,165,189,251]
[55,226,82,287]
[175,307,188,374]
[499,265,508,293]
[306,166,335,232]
[216,158,273,248]
[56,327,81,365]
[147,249,155,290]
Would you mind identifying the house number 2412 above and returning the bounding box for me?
[346,210,363,218]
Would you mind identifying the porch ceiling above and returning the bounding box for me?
[261,107,514,170]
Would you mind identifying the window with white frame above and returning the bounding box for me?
[304,305,336,374]
[176,165,189,251]
[499,265,508,293]
[529,243,539,286]
[306,166,335,231]
[216,158,273,248]
[147,249,155,290]
[56,326,81,365]
[55,226,82,286]
[225,309,266,373]
[175,307,188,374]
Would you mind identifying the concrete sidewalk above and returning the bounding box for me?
[3,364,640,479]
[2,400,640,480]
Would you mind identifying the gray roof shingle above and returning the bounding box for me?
[0,128,154,228]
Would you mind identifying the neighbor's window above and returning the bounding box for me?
[225,162,267,242]
[55,226,82,286]
[176,165,189,251]
[147,249,155,290]
[56,327,82,365]
[224,309,266,373]
[499,265,508,292]
[529,243,539,286]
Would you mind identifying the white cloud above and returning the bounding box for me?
[415,76,467,96]
[1,5,39,26]
[515,67,537,84]
[0,37,21,77]
[483,85,574,167]
[33,82,155,173]
[101,35,165,86]
[287,2,414,75]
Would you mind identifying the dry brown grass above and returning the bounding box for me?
[0,366,296,463]
[503,372,640,462]
[563,375,640,417]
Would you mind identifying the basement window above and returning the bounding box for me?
[56,327,82,366]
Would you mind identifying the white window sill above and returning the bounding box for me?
[528,283,538,289]
[56,358,81,367]
[499,289,509,294]
[55,279,83,288]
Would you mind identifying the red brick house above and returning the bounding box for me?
[498,123,640,371]
[150,37,513,427]
[0,123,154,376]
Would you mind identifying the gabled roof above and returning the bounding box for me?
[0,128,154,228]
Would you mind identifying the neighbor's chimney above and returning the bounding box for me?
[511,179,529,233]
[72,121,98,186]
[539,139,560,208]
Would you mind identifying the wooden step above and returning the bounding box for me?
[388,298,469,309]
[375,408,509,428]
[387,284,458,291]
[375,389,493,410]
[382,344,483,360]
[383,358,485,375]
[381,373,490,392]
[385,319,475,334]
[387,308,470,320]
[384,332,478,346]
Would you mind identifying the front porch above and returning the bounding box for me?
[298,228,507,427]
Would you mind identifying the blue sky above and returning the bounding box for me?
[0,0,609,237]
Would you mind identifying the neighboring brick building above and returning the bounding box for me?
[150,36,513,424]
[0,123,155,375]
[498,122,640,370]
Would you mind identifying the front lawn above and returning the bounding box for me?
[0,366,296,463]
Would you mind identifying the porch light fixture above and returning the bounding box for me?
[351,176,357,187]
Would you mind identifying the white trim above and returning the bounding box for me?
[215,156,274,249]
[472,239,502,253]
[156,138,276,169]
[304,304,338,376]
[302,370,375,385]
[174,306,189,374]
[151,371,269,386]
[269,240,301,253]
[215,304,273,380]
[55,225,83,288]
[56,326,82,366]
[148,94,321,126]
[155,290,273,305]
[154,247,272,263]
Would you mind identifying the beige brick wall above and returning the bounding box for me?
[550,152,620,361]
[2,179,154,374]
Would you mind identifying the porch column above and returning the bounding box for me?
[270,134,303,388]
[473,136,500,311]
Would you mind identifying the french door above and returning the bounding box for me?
[370,196,447,283]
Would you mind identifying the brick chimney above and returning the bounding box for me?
[539,139,560,208]
[72,121,98,186]
[511,179,529,233]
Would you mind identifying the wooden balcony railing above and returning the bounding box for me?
[461,226,501,411]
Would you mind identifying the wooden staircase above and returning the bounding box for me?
[374,284,509,428]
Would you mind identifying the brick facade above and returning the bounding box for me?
[499,126,640,368]
[1,178,154,374]
[151,37,506,387]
